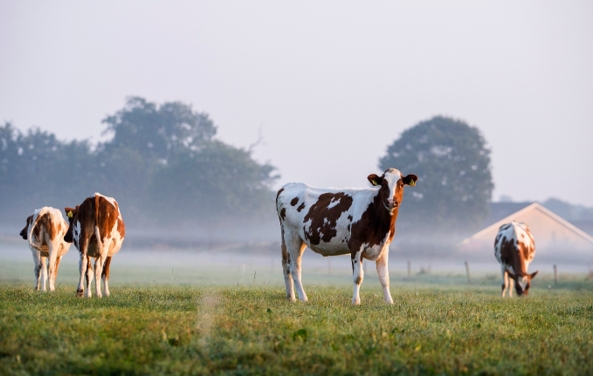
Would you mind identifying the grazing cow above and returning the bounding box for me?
[19,207,71,291]
[276,168,418,305]
[494,221,538,297]
[64,193,125,298]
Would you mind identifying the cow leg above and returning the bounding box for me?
[32,249,42,291]
[102,256,112,297]
[53,256,62,289]
[351,249,364,305]
[85,257,94,298]
[375,252,393,304]
[281,229,295,301]
[40,257,48,292]
[508,278,514,298]
[47,241,59,292]
[77,254,87,297]
[285,233,307,302]
[501,266,508,298]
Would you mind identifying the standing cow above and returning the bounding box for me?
[19,207,71,291]
[494,221,538,297]
[64,193,125,298]
[277,168,418,305]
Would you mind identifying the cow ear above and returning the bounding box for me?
[403,174,418,187]
[530,270,538,279]
[64,207,76,218]
[367,174,382,186]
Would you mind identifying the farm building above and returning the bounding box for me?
[461,202,593,262]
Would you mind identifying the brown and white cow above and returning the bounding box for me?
[276,168,418,305]
[20,207,71,291]
[494,221,538,297]
[64,193,125,298]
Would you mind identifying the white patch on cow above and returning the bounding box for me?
[518,276,529,292]
[327,197,341,210]
[383,169,403,203]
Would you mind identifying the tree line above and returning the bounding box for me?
[6,98,540,238]
[0,97,279,232]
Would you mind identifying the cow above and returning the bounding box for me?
[64,193,125,298]
[494,221,538,297]
[276,168,418,305]
[19,207,71,291]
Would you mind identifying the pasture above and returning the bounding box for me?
[1,243,592,375]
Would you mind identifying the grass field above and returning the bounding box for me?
[1,279,593,375]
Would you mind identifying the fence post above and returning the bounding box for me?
[554,264,558,285]
[465,261,471,284]
[407,261,411,277]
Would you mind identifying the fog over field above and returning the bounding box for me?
[1,2,592,283]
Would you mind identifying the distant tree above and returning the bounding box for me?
[100,97,217,163]
[379,116,493,233]
[98,97,278,228]
[149,140,278,228]
[0,122,97,221]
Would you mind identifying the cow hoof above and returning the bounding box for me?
[352,299,361,305]
[76,290,84,297]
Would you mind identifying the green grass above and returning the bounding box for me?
[1,282,592,376]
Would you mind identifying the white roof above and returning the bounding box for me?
[461,203,593,247]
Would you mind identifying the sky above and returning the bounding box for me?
[1,1,592,206]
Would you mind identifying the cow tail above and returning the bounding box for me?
[95,194,100,236]
[276,192,288,272]
[28,215,39,250]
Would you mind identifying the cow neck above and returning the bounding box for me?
[370,185,398,236]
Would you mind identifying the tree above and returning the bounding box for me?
[379,116,493,234]
[99,97,279,228]
[100,96,217,163]
[149,140,278,229]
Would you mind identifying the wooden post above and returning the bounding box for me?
[407,261,411,277]
[464,261,471,284]
[554,264,558,285]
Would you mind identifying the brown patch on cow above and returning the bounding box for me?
[297,203,305,212]
[96,195,118,240]
[32,212,56,244]
[54,256,62,277]
[290,197,299,206]
[348,184,396,258]
[280,208,287,220]
[303,192,354,245]
[102,256,112,280]
[117,215,126,238]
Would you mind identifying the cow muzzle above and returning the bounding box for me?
[383,199,398,213]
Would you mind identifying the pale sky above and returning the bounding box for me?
[1,1,592,205]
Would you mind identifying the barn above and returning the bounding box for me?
[461,203,593,263]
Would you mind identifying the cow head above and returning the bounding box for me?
[368,168,418,215]
[63,206,79,243]
[20,215,33,240]
[508,270,538,296]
